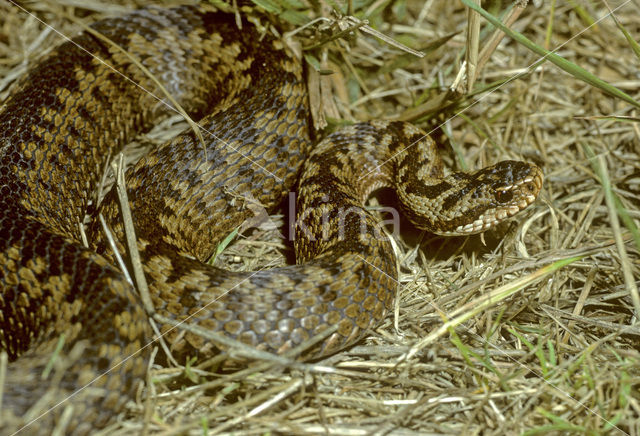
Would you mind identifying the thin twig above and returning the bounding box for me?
[111,154,150,308]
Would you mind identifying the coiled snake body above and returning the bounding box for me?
[0,5,542,434]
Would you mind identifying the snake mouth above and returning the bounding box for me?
[452,166,544,235]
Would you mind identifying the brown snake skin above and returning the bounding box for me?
[0,4,543,434]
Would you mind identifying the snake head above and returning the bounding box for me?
[440,160,543,236]
[400,160,543,236]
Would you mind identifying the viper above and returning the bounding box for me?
[0,4,542,434]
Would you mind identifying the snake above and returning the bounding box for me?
[0,4,543,434]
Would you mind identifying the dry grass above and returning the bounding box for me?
[1,0,639,434]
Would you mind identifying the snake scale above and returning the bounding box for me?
[0,4,543,434]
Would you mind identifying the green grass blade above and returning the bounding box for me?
[400,255,583,361]
[583,144,640,250]
[208,227,240,265]
[604,1,640,60]
[567,0,597,28]
[460,0,640,109]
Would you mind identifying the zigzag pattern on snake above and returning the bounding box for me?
[0,4,543,434]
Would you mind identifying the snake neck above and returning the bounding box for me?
[294,120,543,250]
[294,121,432,262]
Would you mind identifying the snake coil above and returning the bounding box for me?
[0,5,542,434]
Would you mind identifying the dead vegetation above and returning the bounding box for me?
[1,0,639,434]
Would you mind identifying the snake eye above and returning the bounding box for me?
[496,189,513,203]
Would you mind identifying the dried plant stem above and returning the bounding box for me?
[597,155,640,319]
[465,0,480,92]
[477,4,526,73]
